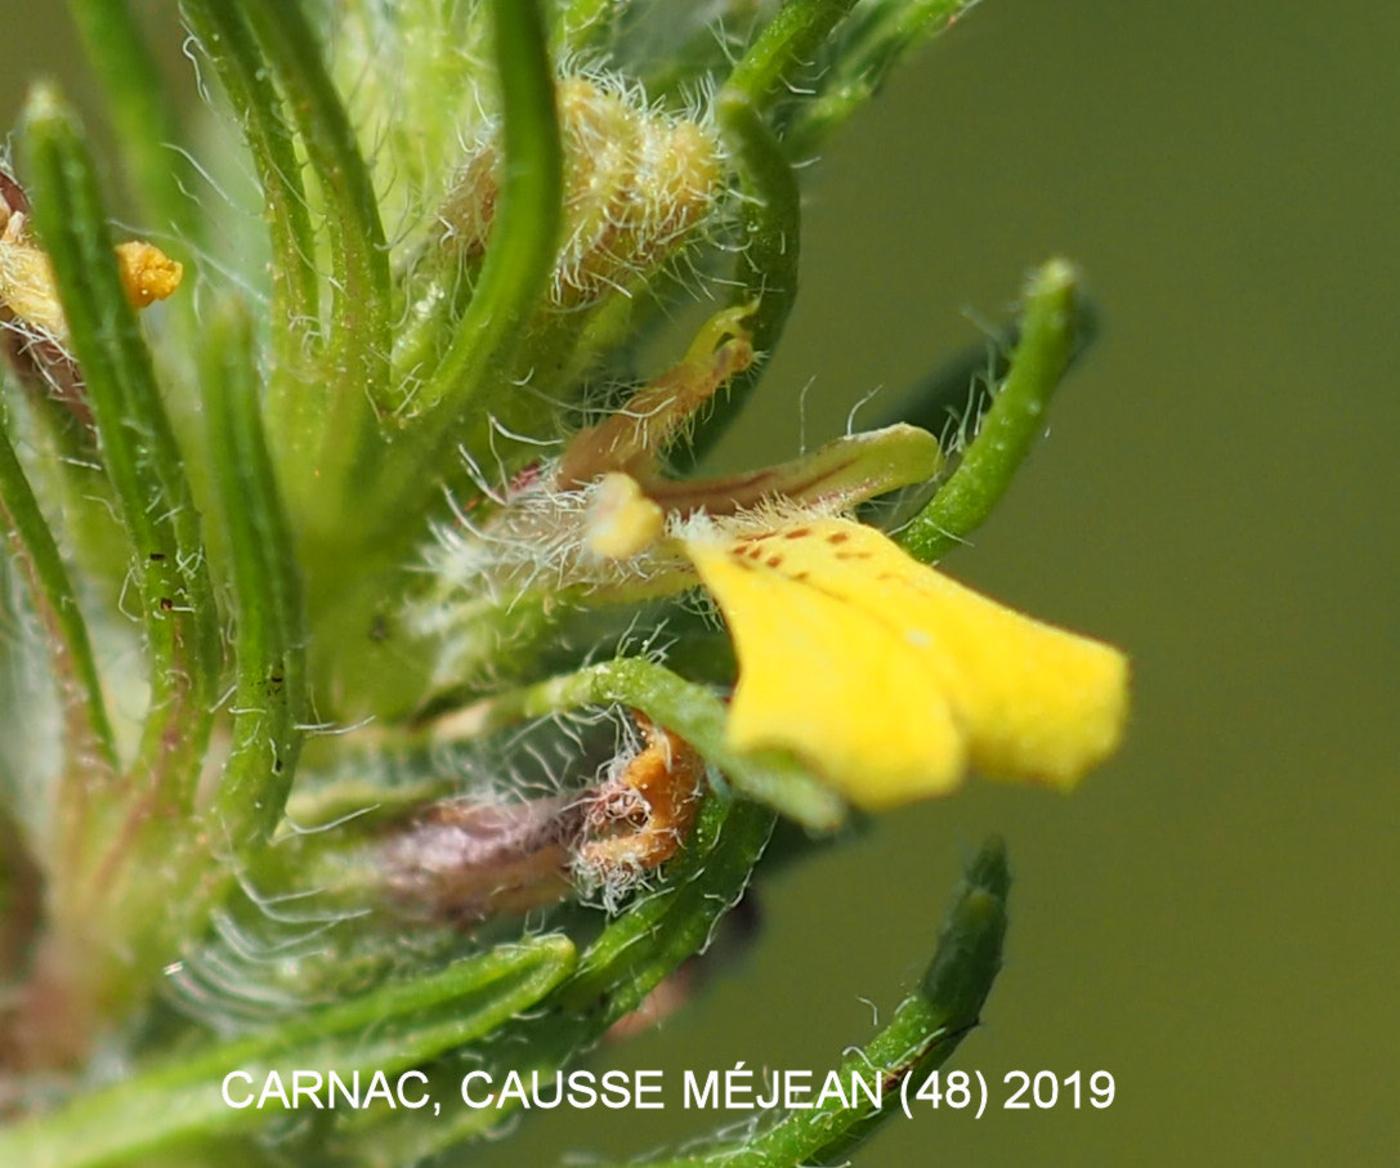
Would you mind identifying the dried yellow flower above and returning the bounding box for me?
[0,208,183,343]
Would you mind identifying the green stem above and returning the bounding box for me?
[439,657,845,830]
[899,259,1086,563]
[622,837,1009,1168]
[203,302,308,849]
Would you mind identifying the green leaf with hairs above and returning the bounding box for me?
[900,259,1090,563]
[23,86,220,810]
[202,301,309,849]
[0,935,575,1168]
[611,837,1009,1167]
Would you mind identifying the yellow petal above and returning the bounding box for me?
[685,518,1128,809]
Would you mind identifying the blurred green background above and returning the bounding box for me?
[3,1,1397,1164]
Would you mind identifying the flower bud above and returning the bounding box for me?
[442,76,722,306]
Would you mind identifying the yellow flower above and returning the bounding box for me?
[684,517,1128,809]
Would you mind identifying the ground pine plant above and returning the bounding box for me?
[0,1,1128,1165]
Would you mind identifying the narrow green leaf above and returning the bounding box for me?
[784,0,975,157]
[23,86,220,806]
[408,0,563,418]
[682,89,802,465]
[867,291,1100,440]
[448,656,846,830]
[556,0,625,49]
[0,936,576,1168]
[203,302,308,848]
[68,0,221,487]
[0,424,116,774]
[620,837,1009,1168]
[899,259,1088,563]
[0,168,139,589]
[181,1,320,345]
[66,0,202,250]
[726,0,860,113]
[341,792,773,1163]
[233,0,392,500]
[389,0,561,452]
